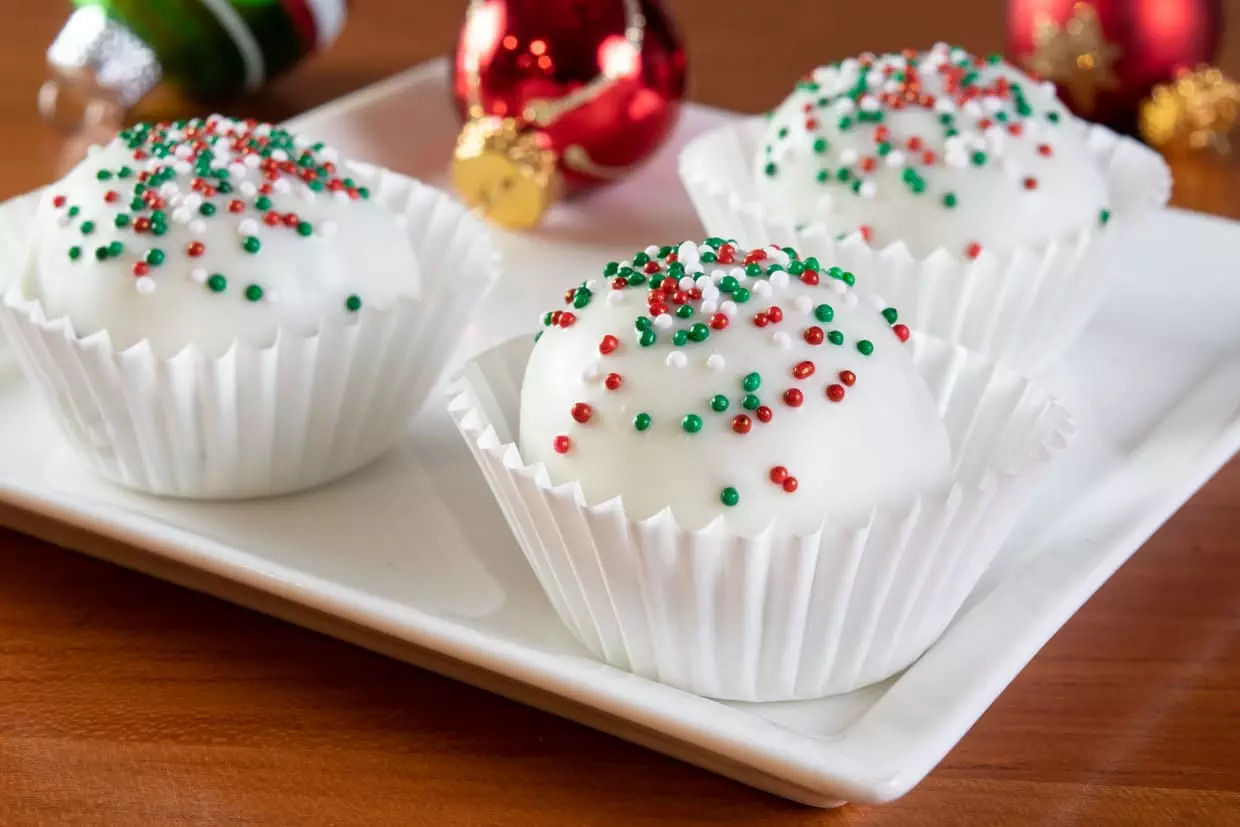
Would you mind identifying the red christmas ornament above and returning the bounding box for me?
[452,0,686,229]
[1007,0,1221,129]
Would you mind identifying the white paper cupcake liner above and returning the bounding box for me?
[0,171,500,499]
[448,333,1075,702]
[678,119,1172,374]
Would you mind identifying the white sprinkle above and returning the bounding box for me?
[585,279,599,290]
[768,246,790,267]
[710,268,726,283]
[946,151,969,169]
[239,181,257,197]
[654,314,674,330]
[752,280,772,297]
[729,267,746,280]
[935,98,957,114]
[816,193,834,212]
[859,180,877,199]
[770,270,790,289]
[581,360,601,382]
[606,290,625,306]
[677,240,700,269]
[171,207,192,224]
[182,193,203,210]
[1041,81,1057,97]
[883,80,901,94]
[135,276,156,294]
[159,182,179,198]
[835,97,857,115]
[772,331,792,349]
[844,292,859,309]
[840,148,859,164]
[174,144,193,159]
[720,300,738,317]
[963,100,984,118]
[859,95,879,112]
[56,213,71,227]
[678,276,696,291]
[270,149,289,162]
[794,296,814,315]
[829,279,848,295]
[237,218,259,236]
[334,190,350,202]
[189,219,207,235]
[644,245,659,257]
[174,160,192,174]
[293,134,312,148]
[274,178,292,194]
[228,162,248,179]
[694,274,713,290]
[698,244,714,256]
[984,97,1004,113]
[190,268,208,283]
[944,135,965,155]
[266,290,280,304]
[886,150,906,167]
[244,154,261,169]
[320,147,339,163]
[706,354,726,371]
[701,299,718,315]
[866,72,884,89]
[666,351,687,368]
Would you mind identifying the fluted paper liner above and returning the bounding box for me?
[448,334,1075,702]
[0,170,500,498]
[678,119,1172,374]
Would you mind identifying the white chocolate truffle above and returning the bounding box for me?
[754,46,1112,259]
[519,240,952,536]
[27,116,419,357]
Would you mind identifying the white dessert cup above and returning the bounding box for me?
[0,170,500,499]
[678,119,1171,374]
[449,332,1075,702]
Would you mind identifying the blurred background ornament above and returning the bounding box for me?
[451,0,686,230]
[40,0,348,131]
[1140,65,1240,154]
[1007,0,1223,131]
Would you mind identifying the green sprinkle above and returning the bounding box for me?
[682,414,703,433]
[67,206,81,218]
[345,294,362,312]
[199,203,216,216]
[838,116,853,130]
[970,150,987,166]
[732,286,750,303]
[816,169,831,184]
[987,53,1003,64]
[1047,111,1061,123]
[80,221,95,235]
[804,257,820,271]
[742,394,760,410]
[604,261,619,277]
[857,339,875,356]
[720,487,740,507]
[242,236,261,254]
[814,304,835,322]
[107,241,123,257]
[133,183,147,195]
[114,214,130,228]
[1099,208,1112,226]
[676,304,694,319]
[828,330,845,346]
[117,166,133,179]
[93,245,109,261]
[689,323,710,342]
[876,142,891,157]
[639,329,656,347]
[634,412,652,431]
[308,179,324,192]
[881,308,898,324]
[719,276,738,293]
[635,316,652,331]
[745,263,763,278]
[68,245,82,260]
[943,192,958,208]
[777,127,789,139]
[632,252,650,266]
[207,274,227,293]
[813,138,828,154]
[145,248,164,266]
[95,170,112,181]
[150,223,166,237]
[672,330,689,347]
[710,394,729,412]
[764,162,778,177]
[700,251,717,264]
[742,372,761,392]
[130,198,145,212]
[836,168,850,182]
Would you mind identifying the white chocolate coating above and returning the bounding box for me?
[754,45,1111,258]
[26,116,419,357]
[519,242,952,536]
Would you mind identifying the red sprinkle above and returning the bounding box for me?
[804,326,825,345]
[906,136,923,151]
[860,225,874,243]
[611,277,628,289]
[571,402,592,424]
[921,150,937,165]
[792,360,815,379]
[965,242,983,260]
[52,195,66,208]
[769,466,789,484]
[557,312,576,328]
[753,312,770,328]
[103,190,119,203]
[743,248,768,266]
[228,199,245,213]
[1023,176,1039,190]
[859,156,877,173]
[643,260,660,274]
[826,384,846,402]
[709,313,729,331]
[131,261,149,277]
[1037,143,1053,157]
[731,415,752,434]
[1008,122,1024,136]
[553,435,571,454]
[893,323,911,342]
[783,388,803,407]
[283,212,300,228]
[756,405,773,423]
[185,241,205,258]
[801,269,820,286]
[599,334,619,355]
[782,477,799,493]
[766,305,783,323]
[839,370,856,386]
[604,373,623,390]
[264,211,282,226]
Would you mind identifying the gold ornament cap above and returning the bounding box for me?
[452,116,561,229]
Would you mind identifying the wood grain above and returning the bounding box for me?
[2,1,1240,824]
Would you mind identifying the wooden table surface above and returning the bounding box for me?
[3,1,1240,824]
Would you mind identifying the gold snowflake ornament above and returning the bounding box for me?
[1023,2,1122,115]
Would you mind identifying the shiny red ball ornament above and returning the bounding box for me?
[1007,0,1221,129]
[452,0,686,229]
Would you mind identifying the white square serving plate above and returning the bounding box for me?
[3,58,1240,807]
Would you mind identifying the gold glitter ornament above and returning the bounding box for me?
[1140,65,1240,155]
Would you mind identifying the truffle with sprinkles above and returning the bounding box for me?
[27,115,419,356]
[518,239,952,536]
[754,44,1113,259]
